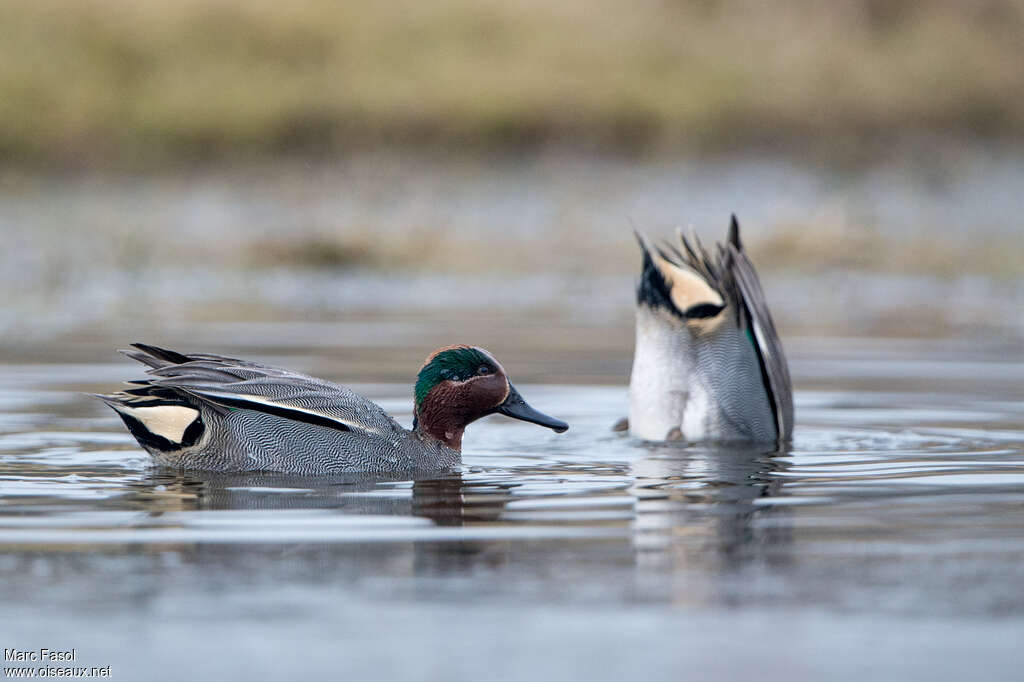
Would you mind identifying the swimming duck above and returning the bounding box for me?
[628,215,793,443]
[96,343,568,474]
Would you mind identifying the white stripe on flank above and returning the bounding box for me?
[120,405,199,443]
[197,392,380,435]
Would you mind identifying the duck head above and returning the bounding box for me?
[413,345,568,450]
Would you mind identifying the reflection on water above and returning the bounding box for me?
[631,444,791,578]
[0,339,1023,680]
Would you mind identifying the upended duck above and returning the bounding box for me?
[96,343,568,474]
[627,215,793,443]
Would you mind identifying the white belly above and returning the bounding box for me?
[628,308,776,442]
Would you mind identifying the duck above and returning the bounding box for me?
[627,215,793,443]
[96,343,568,474]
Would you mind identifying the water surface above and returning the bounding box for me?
[1,337,1022,680]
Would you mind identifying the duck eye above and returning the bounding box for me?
[477,365,493,376]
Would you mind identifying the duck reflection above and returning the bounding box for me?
[117,441,791,594]
[127,469,506,523]
[630,442,793,593]
[410,476,516,574]
[122,468,510,577]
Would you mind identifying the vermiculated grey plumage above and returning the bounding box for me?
[98,344,459,474]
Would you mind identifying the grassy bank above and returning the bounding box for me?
[2,0,1023,167]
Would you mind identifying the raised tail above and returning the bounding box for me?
[93,386,205,454]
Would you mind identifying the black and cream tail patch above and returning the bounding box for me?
[96,395,204,452]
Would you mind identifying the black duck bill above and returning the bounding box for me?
[495,385,569,432]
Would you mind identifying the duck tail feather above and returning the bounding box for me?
[121,343,193,369]
[728,214,742,251]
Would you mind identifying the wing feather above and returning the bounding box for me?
[726,242,794,441]
[122,344,405,439]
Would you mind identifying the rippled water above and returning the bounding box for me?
[1,335,1022,680]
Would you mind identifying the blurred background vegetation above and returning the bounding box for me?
[1,0,1022,360]
[2,0,1023,167]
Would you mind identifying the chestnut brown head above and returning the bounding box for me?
[413,345,568,451]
